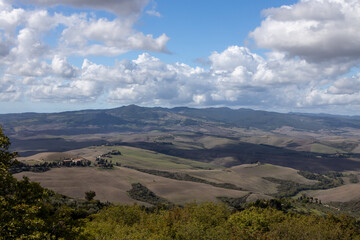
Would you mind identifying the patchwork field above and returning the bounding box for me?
[14,129,360,210]
[16,142,360,205]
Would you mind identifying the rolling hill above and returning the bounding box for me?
[2,105,360,172]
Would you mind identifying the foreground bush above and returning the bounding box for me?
[1,126,97,240]
[82,203,360,240]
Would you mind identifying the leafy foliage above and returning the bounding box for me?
[10,159,92,174]
[264,171,344,198]
[0,126,100,239]
[217,194,251,210]
[0,126,17,169]
[85,191,96,201]
[82,202,360,240]
[127,183,172,206]
[348,174,359,183]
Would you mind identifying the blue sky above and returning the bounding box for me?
[1,0,360,115]
[137,0,298,65]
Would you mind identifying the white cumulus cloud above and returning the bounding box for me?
[250,0,360,63]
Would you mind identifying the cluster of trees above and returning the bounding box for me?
[127,183,172,206]
[95,158,115,169]
[298,170,344,181]
[97,150,122,159]
[10,159,91,174]
[298,195,322,204]
[217,194,251,210]
[95,150,123,169]
[264,171,345,198]
[349,174,359,183]
[10,161,52,174]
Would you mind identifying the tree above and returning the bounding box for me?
[0,126,85,239]
[85,190,96,201]
[0,126,17,170]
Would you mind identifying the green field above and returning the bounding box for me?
[310,143,346,154]
[100,145,218,170]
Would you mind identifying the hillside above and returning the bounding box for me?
[2,105,360,172]
[2,105,360,136]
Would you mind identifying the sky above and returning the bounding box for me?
[1,0,360,115]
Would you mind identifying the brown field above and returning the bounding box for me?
[17,147,112,163]
[197,136,235,149]
[301,171,360,203]
[14,167,249,205]
[305,183,360,203]
[17,152,82,164]
[182,163,317,195]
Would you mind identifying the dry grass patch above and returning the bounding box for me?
[184,164,317,195]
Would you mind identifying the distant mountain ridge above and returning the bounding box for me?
[2,105,360,136]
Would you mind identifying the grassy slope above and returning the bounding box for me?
[98,145,218,170]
